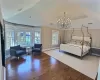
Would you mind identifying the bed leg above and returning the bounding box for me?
[80,56,83,60]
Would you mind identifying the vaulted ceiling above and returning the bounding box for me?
[1,0,100,28]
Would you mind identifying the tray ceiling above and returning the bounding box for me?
[1,0,100,27]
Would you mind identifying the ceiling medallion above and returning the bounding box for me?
[57,12,71,29]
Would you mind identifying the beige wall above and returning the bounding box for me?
[64,29,100,48]
[41,26,64,49]
[4,22,64,50]
[5,21,100,49]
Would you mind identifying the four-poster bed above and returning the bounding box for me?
[60,26,92,59]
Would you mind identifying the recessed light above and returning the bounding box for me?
[29,16,31,18]
[18,8,23,11]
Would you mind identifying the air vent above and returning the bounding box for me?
[88,23,93,24]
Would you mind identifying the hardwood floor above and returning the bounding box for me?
[6,53,93,80]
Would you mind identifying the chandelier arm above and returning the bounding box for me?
[57,12,71,29]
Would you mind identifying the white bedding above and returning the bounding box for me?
[60,43,90,56]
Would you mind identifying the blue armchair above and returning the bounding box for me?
[32,44,42,55]
[10,45,26,59]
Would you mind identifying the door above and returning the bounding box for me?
[0,6,5,80]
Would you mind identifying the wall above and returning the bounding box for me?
[64,28,100,48]
[5,22,64,50]
[5,22,41,49]
[0,14,3,80]
[0,6,4,80]
[70,17,100,29]
[5,17,100,49]
[41,26,64,50]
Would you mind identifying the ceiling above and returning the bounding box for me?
[1,0,100,28]
[1,0,40,19]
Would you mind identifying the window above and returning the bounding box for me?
[17,32,31,46]
[34,31,41,44]
[17,32,25,45]
[52,30,59,45]
[17,31,41,46]
[5,27,41,49]
[26,32,31,46]
[6,31,14,49]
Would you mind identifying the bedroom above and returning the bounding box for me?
[0,0,100,80]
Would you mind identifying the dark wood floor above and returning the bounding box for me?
[6,53,93,80]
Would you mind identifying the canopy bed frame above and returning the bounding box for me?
[60,25,92,59]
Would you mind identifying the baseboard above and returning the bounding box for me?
[42,47,59,52]
[92,47,100,50]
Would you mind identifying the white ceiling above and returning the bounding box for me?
[1,0,100,28]
[4,0,88,26]
[1,0,40,19]
[69,0,100,13]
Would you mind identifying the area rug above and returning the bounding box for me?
[44,49,100,79]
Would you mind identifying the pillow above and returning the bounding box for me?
[70,40,77,44]
[84,41,90,46]
[75,40,82,45]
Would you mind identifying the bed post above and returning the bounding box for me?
[87,27,92,47]
[81,25,84,59]
[86,27,92,53]
[71,28,74,41]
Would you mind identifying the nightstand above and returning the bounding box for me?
[91,48,100,57]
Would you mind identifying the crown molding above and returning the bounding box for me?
[4,20,41,28]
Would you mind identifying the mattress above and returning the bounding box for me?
[60,43,90,56]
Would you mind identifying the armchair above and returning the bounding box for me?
[32,44,42,55]
[10,45,26,59]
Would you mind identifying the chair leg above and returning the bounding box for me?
[10,56,12,60]
[33,52,35,56]
[80,56,83,60]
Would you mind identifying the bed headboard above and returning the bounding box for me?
[72,36,91,42]
[71,36,91,46]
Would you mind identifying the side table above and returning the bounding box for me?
[26,47,31,55]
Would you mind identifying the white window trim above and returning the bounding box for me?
[34,31,41,44]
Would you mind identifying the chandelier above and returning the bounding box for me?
[57,12,71,29]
